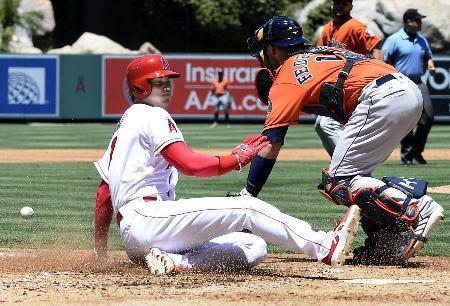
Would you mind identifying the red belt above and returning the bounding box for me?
[116,196,157,225]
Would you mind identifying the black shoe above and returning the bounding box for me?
[414,153,427,164]
[401,147,414,165]
[401,157,413,165]
[226,191,241,197]
[226,188,252,197]
[402,159,412,165]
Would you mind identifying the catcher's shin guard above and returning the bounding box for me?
[350,176,433,260]
[320,171,421,229]
[352,185,420,230]
[320,171,432,261]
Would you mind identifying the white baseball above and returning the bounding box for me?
[20,206,34,219]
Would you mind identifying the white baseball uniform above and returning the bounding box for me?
[96,103,338,270]
[314,115,343,157]
[329,73,423,176]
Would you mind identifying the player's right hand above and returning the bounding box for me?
[86,248,108,264]
[231,135,269,170]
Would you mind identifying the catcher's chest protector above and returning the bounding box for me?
[302,47,367,123]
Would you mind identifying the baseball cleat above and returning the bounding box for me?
[321,205,360,268]
[404,198,445,259]
[144,248,175,275]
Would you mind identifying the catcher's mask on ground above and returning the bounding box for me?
[247,16,309,66]
[126,54,180,101]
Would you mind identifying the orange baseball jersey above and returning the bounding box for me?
[264,47,396,130]
[211,78,229,95]
[317,17,381,55]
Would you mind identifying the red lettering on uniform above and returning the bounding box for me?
[167,119,178,133]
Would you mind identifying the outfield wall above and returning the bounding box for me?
[1,54,450,122]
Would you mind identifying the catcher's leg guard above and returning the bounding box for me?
[352,184,419,230]
[319,170,443,261]
[350,176,444,260]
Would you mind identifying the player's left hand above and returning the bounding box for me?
[231,135,269,170]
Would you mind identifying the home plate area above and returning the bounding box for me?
[342,278,435,285]
[0,249,449,305]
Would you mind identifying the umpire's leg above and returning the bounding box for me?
[413,82,434,155]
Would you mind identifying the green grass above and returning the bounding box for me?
[0,160,448,257]
[1,123,448,149]
[0,123,116,149]
[0,123,448,258]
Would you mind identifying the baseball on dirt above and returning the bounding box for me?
[20,206,34,219]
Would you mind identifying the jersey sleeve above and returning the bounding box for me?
[94,136,116,183]
[264,83,305,130]
[142,108,185,154]
[356,24,381,53]
[382,36,396,63]
[422,35,433,60]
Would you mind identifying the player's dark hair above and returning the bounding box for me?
[277,43,310,57]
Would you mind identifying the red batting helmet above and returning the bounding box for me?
[126,54,180,100]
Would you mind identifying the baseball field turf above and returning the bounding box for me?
[0,123,448,256]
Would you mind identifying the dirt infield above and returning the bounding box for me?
[0,148,449,163]
[0,249,449,305]
[1,149,449,305]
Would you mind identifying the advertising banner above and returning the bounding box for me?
[103,54,450,122]
[0,55,58,117]
[102,55,268,119]
[422,56,450,121]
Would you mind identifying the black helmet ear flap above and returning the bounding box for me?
[247,26,265,57]
[254,68,275,105]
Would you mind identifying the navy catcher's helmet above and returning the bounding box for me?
[247,16,309,57]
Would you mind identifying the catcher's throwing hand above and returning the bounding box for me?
[232,135,269,170]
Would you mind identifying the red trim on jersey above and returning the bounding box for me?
[108,136,117,168]
[161,141,238,177]
[154,137,184,153]
[94,161,108,183]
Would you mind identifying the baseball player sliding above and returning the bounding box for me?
[239,16,444,264]
[91,54,361,274]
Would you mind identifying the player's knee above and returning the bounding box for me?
[242,196,267,212]
[237,233,267,267]
[350,175,385,192]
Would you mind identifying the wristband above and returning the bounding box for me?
[233,154,242,172]
[218,155,239,175]
[245,155,277,197]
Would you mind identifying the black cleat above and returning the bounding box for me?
[414,153,427,164]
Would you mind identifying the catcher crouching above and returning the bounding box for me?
[238,15,445,265]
